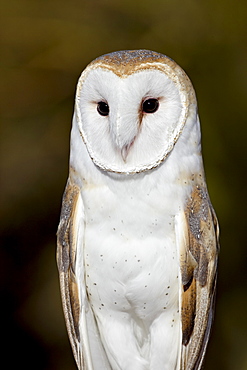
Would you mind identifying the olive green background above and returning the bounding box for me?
[1,0,247,369]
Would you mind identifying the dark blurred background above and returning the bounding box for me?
[1,0,247,369]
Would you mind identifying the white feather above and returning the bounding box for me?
[76,68,189,174]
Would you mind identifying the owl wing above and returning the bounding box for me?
[175,185,219,370]
[56,177,87,368]
[57,176,110,369]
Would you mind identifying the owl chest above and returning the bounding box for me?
[83,184,180,318]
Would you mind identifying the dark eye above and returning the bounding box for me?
[97,101,109,116]
[142,98,159,114]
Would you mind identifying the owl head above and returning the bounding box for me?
[72,50,198,174]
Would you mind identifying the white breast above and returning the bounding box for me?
[82,168,184,370]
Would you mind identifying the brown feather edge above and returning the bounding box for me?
[57,179,82,369]
[182,278,197,346]
[193,272,217,370]
[181,185,219,369]
[193,205,219,369]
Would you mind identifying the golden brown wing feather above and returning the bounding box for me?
[180,185,219,369]
[57,178,82,368]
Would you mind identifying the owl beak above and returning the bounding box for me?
[120,139,135,162]
[121,145,129,162]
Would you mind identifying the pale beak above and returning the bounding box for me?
[121,140,135,162]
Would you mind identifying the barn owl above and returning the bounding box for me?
[57,50,219,370]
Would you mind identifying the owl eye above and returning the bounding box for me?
[142,98,159,114]
[97,101,109,116]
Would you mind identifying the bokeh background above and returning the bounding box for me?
[1,0,247,369]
